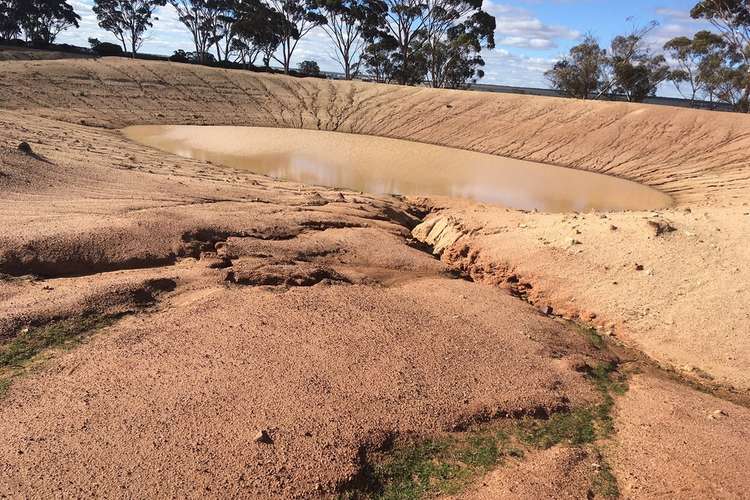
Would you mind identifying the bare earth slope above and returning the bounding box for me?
[1,57,750,203]
[1,56,750,497]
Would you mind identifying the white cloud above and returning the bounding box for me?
[486,2,581,50]
[58,0,194,52]
[648,6,712,50]
[481,48,557,87]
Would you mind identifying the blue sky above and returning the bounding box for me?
[58,0,708,96]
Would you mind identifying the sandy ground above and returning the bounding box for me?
[413,203,750,392]
[608,374,750,498]
[451,447,598,499]
[1,55,750,497]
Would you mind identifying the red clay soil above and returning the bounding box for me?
[2,55,750,497]
[0,117,604,497]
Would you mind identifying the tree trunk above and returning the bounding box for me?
[400,45,408,85]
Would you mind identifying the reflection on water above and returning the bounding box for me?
[122,125,673,212]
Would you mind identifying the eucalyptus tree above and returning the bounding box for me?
[426,25,487,88]
[424,7,493,88]
[361,38,397,82]
[664,31,725,104]
[0,0,21,41]
[376,0,428,84]
[169,0,223,63]
[545,35,607,98]
[298,59,320,75]
[16,0,80,45]
[207,0,238,62]
[229,37,260,66]
[265,0,326,74]
[690,0,750,111]
[607,30,669,102]
[591,21,667,101]
[232,0,285,68]
[316,0,386,79]
[369,0,494,85]
[92,0,166,56]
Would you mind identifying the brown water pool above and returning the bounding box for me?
[122,125,672,212]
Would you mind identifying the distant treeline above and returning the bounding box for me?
[1,0,748,111]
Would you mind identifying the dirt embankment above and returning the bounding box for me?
[1,56,750,498]
[2,57,750,204]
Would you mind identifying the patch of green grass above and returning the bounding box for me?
[0,377,12,399]
[353,363,629,499]
[519,362,628,449]
[374,438,462,499]
[588,362,628,396]
[591,457,620,499]
[0,315,116,369]
[0,314,119,400]
[458,434,501,468]
[370,428,514,499]
[578,325,605,350]
[519,407,597,449]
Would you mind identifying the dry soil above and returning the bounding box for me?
[1,54,749,498]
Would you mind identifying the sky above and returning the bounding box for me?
[57,0,710,97]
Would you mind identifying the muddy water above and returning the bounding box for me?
[123,125,672,212]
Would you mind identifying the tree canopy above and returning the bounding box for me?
[545,36,607,99]
[93,0,167,55]
[689,0,750,111]
[14,0,80,45]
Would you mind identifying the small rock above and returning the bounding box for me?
[634,263,644,271]
[647,218,676,236]
[18,142,33,155]
[567,237,581,246]
[208,257,232,269]
[253,430,273,444]
[609,224,618,231]
[541,305,553,315]
[304,192,328,206]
